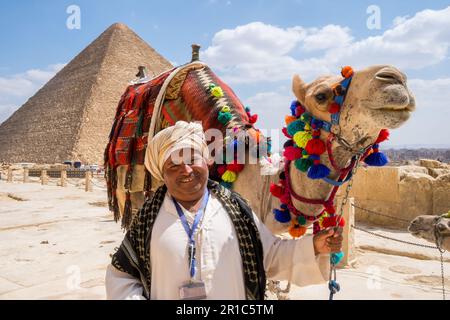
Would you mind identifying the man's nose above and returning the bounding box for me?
[180,163,194,174]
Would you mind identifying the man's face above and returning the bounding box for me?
[162,148,209,203]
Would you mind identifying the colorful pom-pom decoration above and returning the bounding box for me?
[270,183,284,198]
[331,252,344,265]
[221,170,237,183]
[307,162,331,180]
[289,223,307,238]
[283,146,303,161]
[293,131,312,149]
[210,85,224,98]
[341,66,354,79]
[363,144,388,167]
[218,111,232,124]
[274,208,291,223]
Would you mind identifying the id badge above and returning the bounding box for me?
[179,281,207,300]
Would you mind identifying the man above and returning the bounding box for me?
[105,121,342,300]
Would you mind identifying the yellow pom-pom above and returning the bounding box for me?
[211,86,224,98]
[304,122,311,131]
[222,170,237,183]
[285,115,297,126]
[293,131,312,148]
[289,224,307,238]
[221,105,231,113]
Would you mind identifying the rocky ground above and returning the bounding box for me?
[0,178,448,300]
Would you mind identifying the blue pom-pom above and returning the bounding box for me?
[307,163,331,179]
[331,251,344,265]
[364,152,388,166]
[311,118,324,129]
[220,181,233,189]
[280,204,288,210]
[287,120,305,136]
[274,208,291,223]
[290,101,298,116]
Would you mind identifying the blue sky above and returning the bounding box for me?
[1,0,450,148]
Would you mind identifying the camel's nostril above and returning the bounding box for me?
[375,69,404,84]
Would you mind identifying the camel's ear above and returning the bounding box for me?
[292,74,306,104]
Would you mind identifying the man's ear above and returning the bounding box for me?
[292,74,307,105]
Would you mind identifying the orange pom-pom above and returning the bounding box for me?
[305,138,326,155]
[270,183,284,198]
[329,102,340,114]
[289,224,307,238]
[375,129,390,143]
[285,115,297,126]
[341,66,354,78]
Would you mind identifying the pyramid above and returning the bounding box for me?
[0,23,173,164]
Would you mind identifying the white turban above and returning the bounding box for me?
[144,121,210,185]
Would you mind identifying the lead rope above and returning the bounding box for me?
[434,216,446,300]
[328,152,364,300]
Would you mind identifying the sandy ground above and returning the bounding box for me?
[0,178,448,300]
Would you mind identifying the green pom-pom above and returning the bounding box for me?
[294,158,313,172]
[297,216,307,226]
[287,120,305,136]
[300,112,312,123]
[218,111,232,124]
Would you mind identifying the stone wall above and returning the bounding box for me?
[338,159,450,229]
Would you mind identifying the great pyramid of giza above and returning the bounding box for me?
[0,23,173,164]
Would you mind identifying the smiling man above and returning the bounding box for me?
[105,121,342,300]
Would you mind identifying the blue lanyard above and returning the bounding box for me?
[172,189,209,279]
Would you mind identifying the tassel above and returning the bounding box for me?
[293,131,312,148]
[220,181,233,189]
[290,101,298,116]
[285,115,297,125]
[322,215,346,228]
[364,144,388,166]
[283,146,303,161]
[274,208,291,223]
[297,215,307,226]
[210,85,224,98]
[307,160,331,179]
[122,191,133,230]
[221,105,231,113]
[287,120,305,136]
[341,66,354,78]
[248,114,258,124]
[282,127,292,138]
[331,252,345,265]
[289,223,307,238]
[270,183,284,198]
[217,165,227,176]
[305,138,326,155]
[294,158,313,172]
[227,163,244,173]
[328,102,340,114]
[222,170,237,183]
[218,111,232,124]
[375,129,390,143]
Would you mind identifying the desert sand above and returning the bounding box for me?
[0,178,448,300]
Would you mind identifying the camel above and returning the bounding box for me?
[106,49,415,233]
[408,213,450,251]
[234,65,416,233]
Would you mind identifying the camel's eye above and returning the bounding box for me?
[315,92,327,104]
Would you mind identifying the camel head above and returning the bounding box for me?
[292,65,416,148]
[408,214,450,251]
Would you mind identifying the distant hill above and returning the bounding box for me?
[381,148,450,163]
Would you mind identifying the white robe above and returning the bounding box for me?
[105,192,330,300]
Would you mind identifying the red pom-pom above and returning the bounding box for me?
[270,183,284,198]
[248,114,258,124]
[217,165,227,176]
[341,66,354,78]
[295,106,304,117]
[375,129,390,143]
[329,102,340,114]
[325,205,336,214]
[322,216,346,228]
[227,163,245,173]
[280,193,291,205]
[283,146,303,160]
[282,127,292,138]
[306,139,326,155]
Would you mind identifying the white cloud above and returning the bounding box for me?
[0,63,65,124]
[202,6,450,84]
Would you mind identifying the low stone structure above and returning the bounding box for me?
[340,159,450,229]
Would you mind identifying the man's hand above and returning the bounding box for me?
[313,227,343,256]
